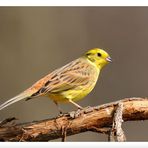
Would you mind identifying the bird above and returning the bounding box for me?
[0,48,111,113]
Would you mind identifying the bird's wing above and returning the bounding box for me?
[30,58,91,97]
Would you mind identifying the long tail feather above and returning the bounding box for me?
[0,92,31,111]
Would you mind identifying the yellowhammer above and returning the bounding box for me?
[0,48,111,113]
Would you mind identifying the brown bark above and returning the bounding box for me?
[0,97,148,141]
[109,102,126,141]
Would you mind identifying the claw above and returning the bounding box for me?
[84,106,93,113]
[69,108,83,118]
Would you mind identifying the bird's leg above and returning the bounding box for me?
[68,99,83,109]
[53,101,63,116]
[68,99,84,118]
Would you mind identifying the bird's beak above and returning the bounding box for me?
[106,57,112,62]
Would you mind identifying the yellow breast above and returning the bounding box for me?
[47,57,100,103]
[48,74,99,103]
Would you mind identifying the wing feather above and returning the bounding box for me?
[30,58,92,96]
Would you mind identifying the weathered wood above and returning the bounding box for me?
[109,102,126,142]
[0,97,148,141]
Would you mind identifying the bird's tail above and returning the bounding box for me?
[0,91,31,111]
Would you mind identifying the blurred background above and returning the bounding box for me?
[0,7,148,141]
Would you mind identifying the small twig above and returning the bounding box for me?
[110,102,126,142]
[19,128,28,142]
[61,122,72,142]
[108,127,115,142]
[115,103,126,141]
[61,126,67,142]
[89,126,110,134]
[0,117,17,127]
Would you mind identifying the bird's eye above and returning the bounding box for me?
[97,53,102,57]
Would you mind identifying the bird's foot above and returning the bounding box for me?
[69,106,94,118]
[56,111,65,118]
[69,109,82,119]
[69,106,86,118]
[83,106,94,113]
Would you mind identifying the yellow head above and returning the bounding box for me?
[85,48,112,69]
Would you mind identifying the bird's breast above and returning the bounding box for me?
[48,72,99,103]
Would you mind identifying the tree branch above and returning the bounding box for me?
[109,102,126,141]
[0,97,148,141]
